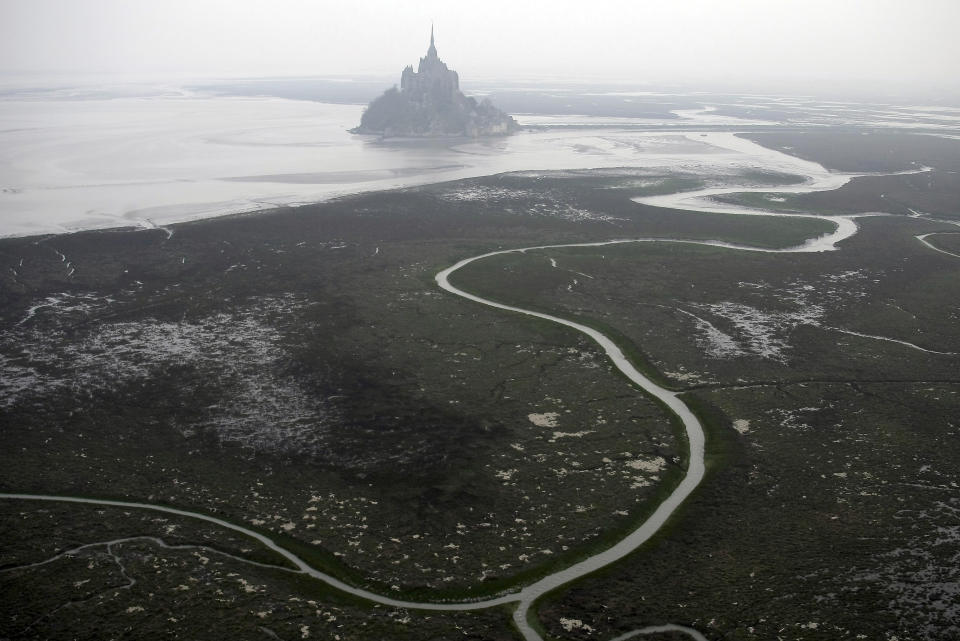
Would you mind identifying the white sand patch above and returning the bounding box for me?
[559,617,595,633]
[664,370,705,383]
[1,295,333,456]
[528,201,626,223]
[625,456,666,473]
[238,578,258,593]
[528,412,560,428]
[551,430,595,440]
[690,300,825,361]
[437,185,535,201]
[495,469,518,481]
[674,308,746,358]
[733,419,751,434]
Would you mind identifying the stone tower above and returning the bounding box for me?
[400,26,460,102]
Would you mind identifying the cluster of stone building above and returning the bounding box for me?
[352,27,517,138]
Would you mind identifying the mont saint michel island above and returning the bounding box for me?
[352,27,518,138]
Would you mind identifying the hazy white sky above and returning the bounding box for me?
[2,0,958,94]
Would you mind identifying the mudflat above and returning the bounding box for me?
[2,130,959,640]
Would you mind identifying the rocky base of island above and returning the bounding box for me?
[351,87,517,138]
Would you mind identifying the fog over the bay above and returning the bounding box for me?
[1,0,958,98]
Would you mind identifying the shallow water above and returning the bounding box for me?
[0,97,725,237]
[2,90,952,238]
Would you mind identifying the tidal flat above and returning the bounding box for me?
[1,130,959,640]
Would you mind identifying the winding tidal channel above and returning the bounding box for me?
[1,133,947,641]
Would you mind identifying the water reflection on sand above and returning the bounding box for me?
[0,96,774,237]
[0,92,956,237]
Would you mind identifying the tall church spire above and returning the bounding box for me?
[427,22,437,58]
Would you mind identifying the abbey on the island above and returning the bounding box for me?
[400,27,460,100]
[351,27,517,138]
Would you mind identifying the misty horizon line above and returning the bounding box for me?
[1,69,957,105]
